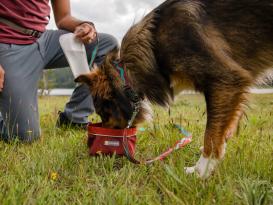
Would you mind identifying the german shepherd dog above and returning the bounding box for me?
[76,0,273,178]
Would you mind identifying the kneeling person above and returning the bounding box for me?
[0,0,118,142]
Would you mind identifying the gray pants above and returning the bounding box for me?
[0,30,118,142]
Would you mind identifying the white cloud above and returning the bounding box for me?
[47,0,164,42]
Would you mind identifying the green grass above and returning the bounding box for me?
[0,94,272,205]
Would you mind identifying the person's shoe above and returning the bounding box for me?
[56,111,88,130]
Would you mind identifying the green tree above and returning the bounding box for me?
[39,68,75,91]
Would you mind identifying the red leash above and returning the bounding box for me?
[122,124,192,165]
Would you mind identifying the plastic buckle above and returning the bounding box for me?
[31,30,41,38]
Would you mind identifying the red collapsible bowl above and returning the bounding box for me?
[87,123,137,156]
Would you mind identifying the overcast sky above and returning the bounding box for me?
[47,0,164,42]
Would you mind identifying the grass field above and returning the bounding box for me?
[0,94,272,205]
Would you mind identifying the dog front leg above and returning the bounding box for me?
[185,83,248,179]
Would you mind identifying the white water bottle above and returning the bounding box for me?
[59,33,90,79]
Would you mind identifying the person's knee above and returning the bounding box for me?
[98,33,119,51]
[105,34,119,49]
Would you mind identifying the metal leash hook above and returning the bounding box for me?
[127,102,140,129]
[122,100,143,164]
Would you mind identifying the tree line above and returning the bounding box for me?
[39,68,75,90]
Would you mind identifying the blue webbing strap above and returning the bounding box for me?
[88,35,100,67]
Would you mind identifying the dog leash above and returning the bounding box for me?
[88,34,100,67]
[122,124,192,165]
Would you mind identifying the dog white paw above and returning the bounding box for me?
[185,166,195,174]
[184,155,219,179]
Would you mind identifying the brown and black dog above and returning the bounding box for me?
[76,0,273,178]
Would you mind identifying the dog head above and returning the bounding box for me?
[75,48,152,128]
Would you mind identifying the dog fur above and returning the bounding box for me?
[76,0,273,178]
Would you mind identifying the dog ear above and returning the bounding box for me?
[74,74,91,84]
[100,47,124,87]
[74,72,98,87]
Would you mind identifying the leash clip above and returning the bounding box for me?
[127,101,140,128]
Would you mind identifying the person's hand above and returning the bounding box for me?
[74,22,97,44]
[0,65,5,92]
